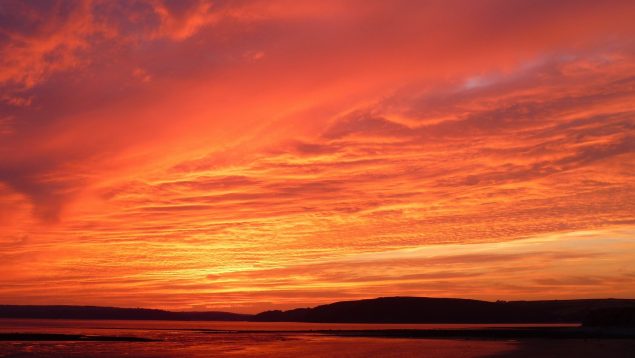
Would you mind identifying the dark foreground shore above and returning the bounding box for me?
[316,327,635,339]
[1,328,634,357]
[491,339,635,358]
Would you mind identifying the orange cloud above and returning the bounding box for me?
[0,0,634,312]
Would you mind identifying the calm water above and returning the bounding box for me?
[0,319,611,357]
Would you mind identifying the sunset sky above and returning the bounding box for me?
[1,0,634,313]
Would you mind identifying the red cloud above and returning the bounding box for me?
[1,0,634,311]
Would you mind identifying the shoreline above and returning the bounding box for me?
[4,326,633,342]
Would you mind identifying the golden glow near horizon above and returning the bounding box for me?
[1,0,634,313]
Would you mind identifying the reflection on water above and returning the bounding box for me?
[1,336,517,357]
[0,319,577,357]
[0,319,579,332]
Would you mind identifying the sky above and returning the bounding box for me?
[0,0,634,313]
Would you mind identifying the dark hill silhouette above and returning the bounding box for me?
[3,297,635,323]
[0,305,250,321]
[252,297,635,323]
[583,307,635,327]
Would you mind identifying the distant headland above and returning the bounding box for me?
[2,297,635,326]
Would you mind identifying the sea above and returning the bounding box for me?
[1,319,631,357]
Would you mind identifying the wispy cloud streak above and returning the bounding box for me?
[0,0,634,311]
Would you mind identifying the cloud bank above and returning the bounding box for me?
[0,0,634,311]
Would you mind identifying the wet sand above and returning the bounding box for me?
[3,326,634,341]
[0,333,155,342]
[1,320,633,357]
